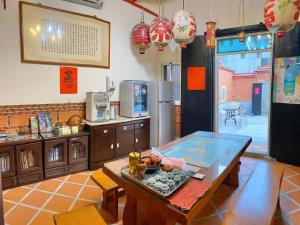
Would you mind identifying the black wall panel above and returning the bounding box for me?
[270,23,300,165]
[181,36,215,137]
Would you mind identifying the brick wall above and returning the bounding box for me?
[0,101,120,134]
[218,66,234,103]
[219,66,271,103]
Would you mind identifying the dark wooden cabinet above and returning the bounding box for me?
[0,134,42,189]
[88,118,150,170]
[134,120,150,151]
[41,132,89,179]
[44,139,68,169]
[68,135,89,174]
[0,146,15,178]
[16,142,43,186]
[115,124,135,158]
[94,126,115,163]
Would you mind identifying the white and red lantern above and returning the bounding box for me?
[264,0,300,38]
[132,21,151,54]
[171,10,196,49]
[149,17,171,51]
[206,21,217,48]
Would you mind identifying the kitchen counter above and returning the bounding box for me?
[84,116,150,126]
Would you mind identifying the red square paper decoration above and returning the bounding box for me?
[187,67,206,91]
[60,67,78,94]
[254,87,261,95]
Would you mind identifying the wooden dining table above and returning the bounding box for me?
[103,131,252,225]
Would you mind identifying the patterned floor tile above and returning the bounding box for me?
[21,190,52,208]
[30,210,56,225]
[57,182,82,197]
[5,205,38,225]
[3,187,31,202]
[36,180,61,193]
[287,189,300,205]
[66,173,89,185]
[44,195,74,213]
[79,186,103,201]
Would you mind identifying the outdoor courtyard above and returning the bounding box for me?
[219,114,269,154]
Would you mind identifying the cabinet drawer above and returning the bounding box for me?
[68,162,88,174]
[116,124,134,133]
[135,121,149,129]
[95,127,115,136]
[2,176,17,190]
[18,171,43,186]
[44,166,68,179]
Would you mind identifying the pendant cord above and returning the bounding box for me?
[242,0,245,27]
[183,0,185,10]
[158,0,161,16]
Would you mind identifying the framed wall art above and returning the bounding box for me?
[19,1,110,68]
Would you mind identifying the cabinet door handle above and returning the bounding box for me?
[103,130,108,134]
[110,144,114,150]
[117,143,120,148]
[140,124,144,127]
[123,126,127,131]
[136,138,139,143]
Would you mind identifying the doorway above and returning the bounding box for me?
[215,32,273,155]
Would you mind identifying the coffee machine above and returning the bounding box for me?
[86,92,110,122]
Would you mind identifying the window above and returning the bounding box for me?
[163,64,181,104]
[221,86,226,102]
[217,33,272,54]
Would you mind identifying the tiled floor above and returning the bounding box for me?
[2,157,300,225]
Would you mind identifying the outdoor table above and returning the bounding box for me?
[223,107,240,125]
[103,131,252,225]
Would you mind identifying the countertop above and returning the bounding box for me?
[0,133,42,147]
[84,116,150,127]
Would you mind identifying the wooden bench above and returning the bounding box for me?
[222,161,284,225]
[54,205,107,225]
[91,169,124,222]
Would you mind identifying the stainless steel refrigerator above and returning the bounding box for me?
[149,81,175,147]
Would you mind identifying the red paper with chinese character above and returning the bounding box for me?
[168,179,211,211]
[60,67,78,94]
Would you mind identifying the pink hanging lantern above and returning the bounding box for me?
[132,20,151,54]
[264,0,300,38]
[149,17,171,51]
[171,10,196,49]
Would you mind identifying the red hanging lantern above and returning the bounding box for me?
[206,21,216,48]
[149,17,171,51]
[132,17,151,54]
[264,0,300,38]
[171,10,196,49]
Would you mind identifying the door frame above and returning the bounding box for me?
[214,32,274,155]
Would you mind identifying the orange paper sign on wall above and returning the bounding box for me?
[187,67,206,91]
[60,67,78,94]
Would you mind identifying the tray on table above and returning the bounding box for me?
[121,166,195,199]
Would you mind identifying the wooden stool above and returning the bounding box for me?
[91,170,123,222]
[54,205,107,225]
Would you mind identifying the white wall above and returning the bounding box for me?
[145,0,266,65]
[0,0,267,105]
[0,0,161,105]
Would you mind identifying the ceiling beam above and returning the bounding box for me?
[122,0,158,17]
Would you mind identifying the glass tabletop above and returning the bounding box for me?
[161,131,251,168]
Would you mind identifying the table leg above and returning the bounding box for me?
[123,193,137,225]
[223,160,241,188]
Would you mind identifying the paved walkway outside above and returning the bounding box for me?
[219,115,269,154]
